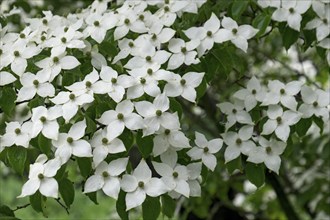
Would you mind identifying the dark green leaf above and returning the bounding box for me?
[169,98,183,119]
[252,13,271,37]
[313,116,324,134]
[86,192,98,205]
[136,132,153,158]
[7,146,27,176]
[226,156,242,174]
[77,157,92,178]
[231,0,249,19]
[38,134,53,157]
[245,162,265,188]
[0,86,17,116]
[279,24,300,50]
[161,195,176,218]
[116,191,128,220]
[295,118,312,137]
[59,178,75,208]
[119,129,134,151]
[85,115,97,134]
[0,205,15,217]
[29,191,46,216]
[142,196,161,220]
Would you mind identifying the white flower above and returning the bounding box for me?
[187,132,223,171]
[262,105,301,142]
[153,150,190,197]
[223,125,256,163]
[31,106,61,140]
[91,129,127,167]
[298,85,330,120]
[18,155,61,198]
[233,76,266,111]
[261,80,303,111]
[65,68,99,94]
[125,50,171,70]
[271,0,311,31]
[16,71,55,102]
[186,162,202,197]
[167,38,200,70]
[35,51,80,82]
[50,90,94,123]
[82,42,107,70]
[153,1,189,26]
[305,5,330,41]
[1,121,31,148]
[126,71,161,99]
[153,127,191,157]
[184,13,221,56]
[114,10,147,40]
[98,100,144,141]
[0,71,16,86]
[164,72,204,103]
[121,159,168,210]
[53,120,92,164]
[214,16,258,52]
[217,100,254,130]
[135,93,180,136]
[84,158,128,199]
[247,137,286,174]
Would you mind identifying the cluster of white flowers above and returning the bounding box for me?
[258,0,330,64]
[0,0,261,211]
[218,76,330,174]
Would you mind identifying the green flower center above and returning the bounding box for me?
[207,31,212,37]
[181,47,187,53]
[85,81,92,88]
[38,173,44,179]
[232,28,238,35]
[140,77,146,84]
[236,138,242,145]
[146,56,152,62]
[15,128,21,134]
[64,27,69,32]
[165,129,171,135]
[20,33,26,38]
[139,14,144,21]
[313,101,318,107]
[164,6,170,12]
[94,21,100,26]
[53,56,59,63]
[102,138,108,144]
[128,42,134,48]
[33,80,39,87]
[203,147,209,153]
[124,18,130,25]
[14,51,20,57]
[156,110,162,116]
[147,68,153,75]
[280,89,285,95]
[102,171,109,178]
[117,113,124,120]
[41,36,46,41]
[67,137,73,143]
[138,181,144,188]
[266,146,272,154]
[42,19,48,25]
[111,78,117,84]
[289,8,294,14]
[61,37,67,43]
[252,89,257,95]
[40,116,47,123]
[276,116,282,124]
[69,94,75,100]
[180,79,186,86]
[172,171,178,178]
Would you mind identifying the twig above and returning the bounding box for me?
[13,203,30,211]
[55,198,70,214]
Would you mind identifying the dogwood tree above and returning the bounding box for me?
[0,0,329,219]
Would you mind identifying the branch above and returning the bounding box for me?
[55,198,70,215]
[13,203,30,212]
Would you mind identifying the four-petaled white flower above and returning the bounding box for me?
[1,121,31,148]
[187,132,223,171]
[121,159,168,210]
[305,5,330,41]
[84,158,128,199]
[262,105,301,142]
[247,137,286,174]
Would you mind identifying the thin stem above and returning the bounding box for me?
[13,203,30,211]
[55,198,70,214]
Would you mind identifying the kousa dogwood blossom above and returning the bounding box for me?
[186,162,202,197]
[261,80,303,111]
[92,66,134,102]
[0,71,16,86]
[153,0,189,27]
[35,51,80,82]
[153,127,191,157]
[187,132,223,171]
[98,100,144,141]
[184,13,221,56]
[124,49,171,70]
[305,5,330,41]
[298,85,330,120]
[233,76,266,111]
[50,90,94,122]
[164,72,204,103]
[84,158,128,199]
[16,71,55,102]
[1,121,31,148]
[82,41,107,70]
[143,27,175,49]
[112,38,148,64]
[121,159,168,210]
[262,105,301,142]
[18,155,61,198]
[53,120,92,164]
[31,106,61,140]
[223,125,256,163]
[214,16,258,52]
[247,137,286,174]
[135,93,180,136]
[217,100,254,130]
[153,149,190,198]
[91,129,127,167]
[271,0,311,31]
[167,38,200,70]
[65,68,99,95]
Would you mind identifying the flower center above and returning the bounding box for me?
[102,138,108,144]
[0,49,2,55]
[53,56,59,63]
[232,28,238,35]
[20,33,26,38]
[181,47,187,53]
[164,0,169,4]
[14,51,20,57]
[313,101,318,107]
[180,79,186,86]
[124,18,130,25]
[69,94,75,100]
[41,36,46,41]
[42,19,48,25]
[289,8,294,14]
[33,80,39,87]
[94,21,100,26]
[102,171,109,178]
[61,37,67,43]
[85,81,92,88]
[64,27,69,32]
[128,42,134,48]
[140,77,146,84]
[207,31,212,37]
[152,34,157,40]
[40,116,47,123]
[236,138,242,145]
[147,68,153,75]
[172,171,178,178]
[38,173,44,179]
[67,137,73,143]
[117,113,124,120]
[266,146,272,154]
[323,18,328,24]
[232,109,237,114]
[138,181,144,188]
[165,129,171,135]
[139,14,144,21]
[156,110,162,116]
[164,6,170,12]
[111,78,117,84]
[280,88,285,95]
[251,89,257,95]
[146,56,152,62]
[15,128,21,134]
[276,116,282,124]
[203,147,209,153]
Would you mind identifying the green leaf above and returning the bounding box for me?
[252,13,271,37]
[295,118,312,137]
[169,98,183,119]
[245,162,265,188]
[77,157,92,178]
[7,146,27,176]
[85,192,98,205]
[59,178,75,208]
[38,134,53,157]
[142,196,161,220]
[0,86,17,116]
[29,191,47,217]
[85,115,97,134]
[136,132,153,158]
[119,129,134,151]
[226,156,242,174]
[28,96,44,109]
[116,191,129,220]
[0,205,15,218]
[313,116,324,134]
[231,0,249,19]
[196,78,208,101]
[161,195,176,218]
[279,24,300,50]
